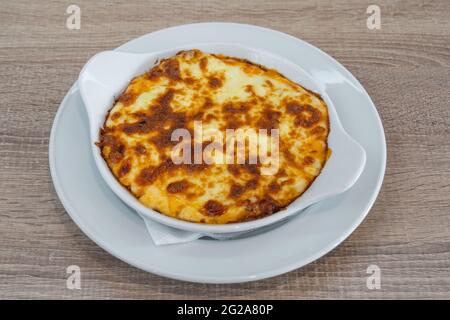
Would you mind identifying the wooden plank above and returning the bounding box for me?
[0,0,449,299]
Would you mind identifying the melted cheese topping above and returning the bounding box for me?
[97,49,329,224]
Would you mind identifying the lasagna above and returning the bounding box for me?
[97,49,329,224]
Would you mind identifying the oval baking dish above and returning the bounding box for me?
[78,43,366,234]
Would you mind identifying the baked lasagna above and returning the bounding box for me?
[97,49,329,224]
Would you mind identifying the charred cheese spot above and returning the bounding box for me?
[208,77,222,89]
[163,59,181,80]
[108,143,125,163]
[244,197,280,220]
[268,181,281,192]
[118,158,131,177]
[199,57,208,72]
[229,184,244,198]
[111,112,121,121]
[167,180,190,193]
[98,49,330,224]
[303,156,315,166]
[311,126,326,135]
[287,102,322,128]
[117,92,135,107]
[256,107,281,132]
[136,167,157,186]
[134,144,146,155]
[203,200,225,216]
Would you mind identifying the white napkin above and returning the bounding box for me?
[138,213,244,245]
[138,210,295,246]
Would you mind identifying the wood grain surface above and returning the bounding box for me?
[0,0,449,299]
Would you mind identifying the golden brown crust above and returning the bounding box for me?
[98,49,330,224]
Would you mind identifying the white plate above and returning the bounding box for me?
[49,22,386,283]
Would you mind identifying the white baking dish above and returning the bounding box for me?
[78,42,366,234]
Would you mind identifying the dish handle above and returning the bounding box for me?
[299,127,367,208]
[78,51,158,139]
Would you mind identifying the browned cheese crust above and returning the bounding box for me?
[97,49,330,224]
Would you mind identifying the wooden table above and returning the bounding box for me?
[1,0,449,299]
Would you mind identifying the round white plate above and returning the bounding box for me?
[49,23,386,283]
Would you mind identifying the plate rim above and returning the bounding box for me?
[49,22,387,283]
